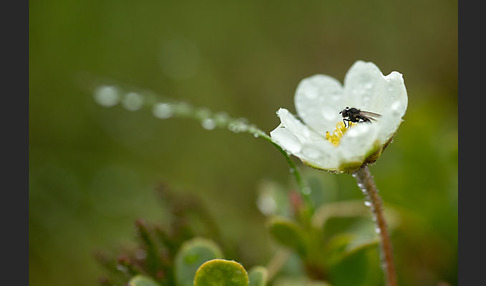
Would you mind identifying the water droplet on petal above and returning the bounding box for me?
[321,106,338,121]
[302,147,322,160]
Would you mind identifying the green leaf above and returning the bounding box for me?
[272,276,331,286]
[194,259,249,286]
[328,241,381,286]
[128,275,161,286]
[267,217,306,256]
[248,266,268,286]
[174,237,224,286]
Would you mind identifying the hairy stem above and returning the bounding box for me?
[352,165,397,286]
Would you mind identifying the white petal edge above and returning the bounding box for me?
[294,74,344,134]
[343,61,388,114]
[273,108,328,144]
[270,125,303,154]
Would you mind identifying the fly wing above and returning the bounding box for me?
[359,110,381,121]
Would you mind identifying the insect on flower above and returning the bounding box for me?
[339,107,381,127]
[269,61,408,172]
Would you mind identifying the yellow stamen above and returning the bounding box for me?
[325,121,355,146]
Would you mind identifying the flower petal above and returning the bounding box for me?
[376,100,406,143]
[376,71,408,143]
[382,71,408,118]
[294,75,344,134]
[343,61,388,114]
[273,108,326,144]
[270,124,303,154]
[299,142,340,170]
[338,123,379,164]
[271,61,408,172]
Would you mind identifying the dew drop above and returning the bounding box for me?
[173,102,192,115]
[364,201,372,207]
[122,92,144,111]
[201,118,216,130]
[302,146,321,160]
[257,196,277,216]
[213,112,229,125]
[94,85,120,107]
[302,187,312,195]
[321,106,337,121]
[153,103,173,119]
[228,119,249,133]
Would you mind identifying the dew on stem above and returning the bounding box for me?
[153,103,173,119]
[94,85,120,107]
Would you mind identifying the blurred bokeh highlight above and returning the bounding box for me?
[30,0,457,285]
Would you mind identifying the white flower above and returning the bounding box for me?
[270,61,408,173]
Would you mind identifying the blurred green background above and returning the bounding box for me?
[29,0,457,285]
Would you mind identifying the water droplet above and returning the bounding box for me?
[302,146,321,160]
[364,201,372,207]
[94,85,120,107]
[153,103,173,119]
[214,112,229,125]
[257,196,277,216]
[375,227,381,234]
[228,119,249,133]
[173,102,192,115]
[122,92,144,111]
[302,187,312,195]
[201,118,216,130]
[321,106,337,121]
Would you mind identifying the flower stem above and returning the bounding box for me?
[91,83,315,216]
[254,131,314,217]
[352,165,397,286]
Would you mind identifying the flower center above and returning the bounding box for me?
[325,121,355,146]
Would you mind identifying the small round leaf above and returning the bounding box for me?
[194,259,249,286]
[128,275,161,286]
[174,238,224,286]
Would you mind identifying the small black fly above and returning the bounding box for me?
[339,107,381,128]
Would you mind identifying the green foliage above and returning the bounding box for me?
[128,275,161,286]
[328,242,381,286]
[267,217,307,257]
[194,259,249,286]
[174,238,224,286]
[248,266,268,286]
[30,1,457,284]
